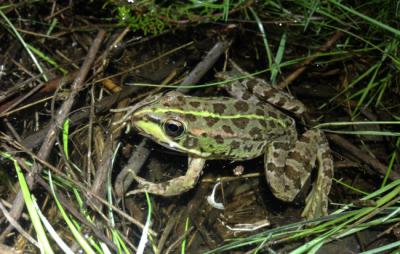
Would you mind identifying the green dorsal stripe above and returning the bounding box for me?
[134,108,287,128]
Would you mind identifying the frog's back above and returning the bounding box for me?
[154,92,293,160]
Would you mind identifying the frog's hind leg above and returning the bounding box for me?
[301,130,334,219]
[265,129,333,219]
[127,157,206,196]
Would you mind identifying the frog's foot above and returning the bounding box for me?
[301,187,328,219]
[265,129,333,219]
[126,157,205,197]
[302,135,333,219]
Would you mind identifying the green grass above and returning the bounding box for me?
[113,0,246,35]
[205,179,400,253]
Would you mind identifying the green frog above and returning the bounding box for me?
[122,66,334,219]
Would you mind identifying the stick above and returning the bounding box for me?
[0,30,106,241]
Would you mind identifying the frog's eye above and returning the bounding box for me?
[163,119,185,138]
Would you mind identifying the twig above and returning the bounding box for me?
[164,226,195,254]
[21,84,138,149]
[90,98,129,203]
[350,195,400,228]
[0,201,39,248]
[0,139,154,236]
[277,31,343,89]
[156,210,181,254]
[82,28,135,204]
[328,134,400,180]
[34,177,119,252]
[20,41,191,149]
[0,71,78,116]
[178,40,231,93]
[0,30,106,242]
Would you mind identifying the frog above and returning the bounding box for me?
[121,64,334,219]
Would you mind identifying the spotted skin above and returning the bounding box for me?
[217,69,333,218]
[215,70,306,116]
[131,91,289,160]
[125,67,334,219]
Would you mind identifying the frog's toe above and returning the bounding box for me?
[125,175,170,196]
[125,174,157,195]
[126,188,145,196]
[130,174,148,185]
[301,188,328,219]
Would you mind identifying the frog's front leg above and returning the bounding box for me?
[126,157,206,196]
[265,129,333,219]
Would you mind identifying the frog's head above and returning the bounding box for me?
[130,91,213,158]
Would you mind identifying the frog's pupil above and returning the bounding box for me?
[164,120,184,137]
